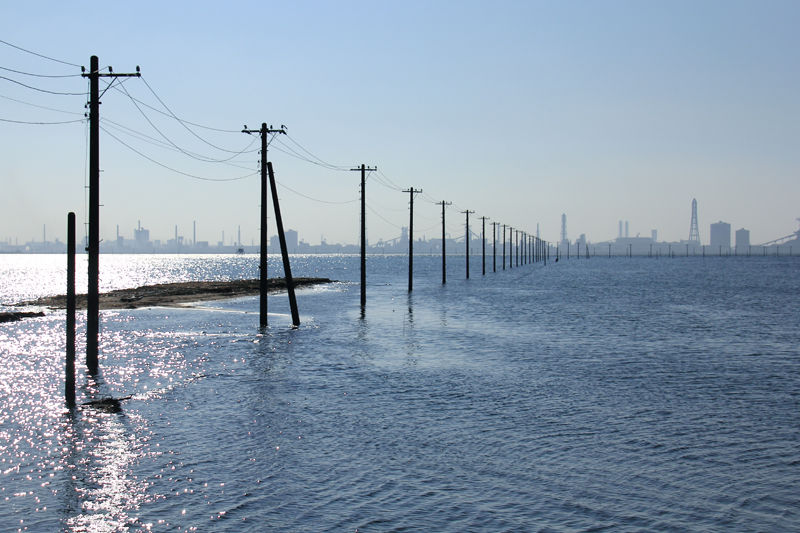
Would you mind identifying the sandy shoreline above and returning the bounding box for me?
[14,277,333,311]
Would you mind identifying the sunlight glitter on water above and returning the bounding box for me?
[1,255,799,531]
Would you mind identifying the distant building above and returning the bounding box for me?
[735,228,750,249]
[710,221,731,250]
[285,229,298,253]
[651,229,657,242]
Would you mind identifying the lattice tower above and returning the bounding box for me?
[689,198,700,243]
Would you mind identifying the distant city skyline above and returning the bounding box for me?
[2,2,800,247]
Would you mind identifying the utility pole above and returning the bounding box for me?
[463,210,475,278]
[502,224,507,270]
[267,162,300,327]
[403,188,422,292]
[509,227,514,269]
[350,164,376,308]
[491,222,498,273]
[439,200,452,284]
[480,216,489,275]
[242,123,286,328]
[82,55,140,374]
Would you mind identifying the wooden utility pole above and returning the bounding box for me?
[82,55,140,374]
[66,212,76,408]
[491,222,498,272]
[509,227,514,269]
[242,123,286,327]
[351,164,376,307]
[439,200,452,284]
[463,210,475,279]
[480,216,489,275]
[403,188,422,292]
[502,224,507,270]
[267,162,300,327]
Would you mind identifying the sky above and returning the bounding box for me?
[2,0,799,247]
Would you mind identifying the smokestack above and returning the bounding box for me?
[618,220,623,239]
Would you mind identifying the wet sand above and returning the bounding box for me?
[15,277,333,310]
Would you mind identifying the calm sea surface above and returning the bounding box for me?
[1,253,798,532]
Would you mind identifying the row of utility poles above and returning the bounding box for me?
[68,56,302,405]
[64,54,552,407]
[401,190,550,293]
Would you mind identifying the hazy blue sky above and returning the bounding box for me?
[2,1,799,247]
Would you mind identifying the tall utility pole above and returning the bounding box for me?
[480,216,489,275]
[463,210,475,278]
[403,188,422,292]
[242,123,286,328]
[82,55,140,374]
[491,222,498,272]
[508,227,514,269]
[502,224,507,270]
[439,200,452,284]
[350,164,376,308]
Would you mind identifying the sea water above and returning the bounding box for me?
[0,253,798,531]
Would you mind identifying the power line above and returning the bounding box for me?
[366,204,402,229]
[0,65,81,78]
[0,38,81,67]
[276,180,359,205]
[0,74,86,96]
[100,117,258,168]
[0,116,85,125]
[270,137,349,171]
[138,76,242,134]
[139,76,255,154]
[0,92,84,115]
[280,133,350,171]
[101,125,258,182]
[118,82,257,163]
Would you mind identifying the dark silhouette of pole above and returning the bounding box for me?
[82,55,140,373]
[491,222,498,272]
[480,216,488,275]
[267,162,300,327]
[502,224,507,270]
[66,212,76,408]
[439,200,451,284]
[523,232,527,265]
[463,210,475,279]
[350,164,376,307]
[243,123,286,327]
[404,188,422,292]
[360,164,366,306]
[509,227,514,269]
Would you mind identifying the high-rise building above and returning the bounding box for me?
[735,228,750,249]
[560,214,568,245]
[710,221,731,249]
